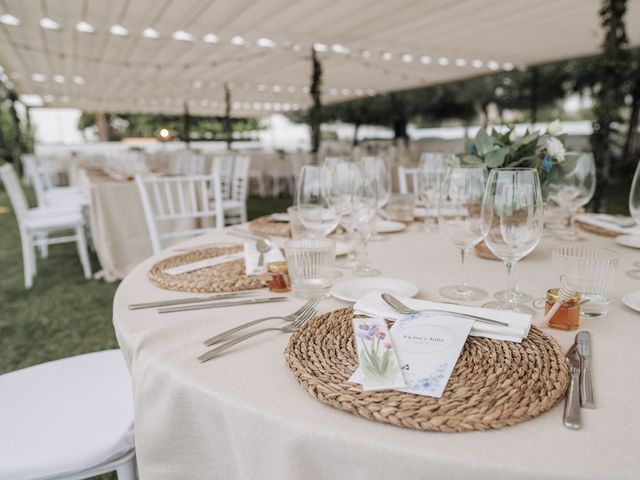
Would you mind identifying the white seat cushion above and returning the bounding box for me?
[0,350,135,480]
[24,209,84,231]
[44,188,88,209]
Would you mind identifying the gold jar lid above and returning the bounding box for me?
[546,288,580,305]
[267,261,288,273]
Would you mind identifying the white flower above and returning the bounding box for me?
[509,129,518,142]
[547,119,562,136]
[545,136,566,162]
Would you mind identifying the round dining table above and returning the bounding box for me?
[113,225,640,480]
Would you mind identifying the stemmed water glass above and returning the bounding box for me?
[545,152,596,240]
[352,162,380,276]
[324,160,361,268]
[296,165,341,238]
[437,166,487,300]
[627,160,640,279]
[360,156,390,240]
[481,168,544,313]
[417,154,446,232]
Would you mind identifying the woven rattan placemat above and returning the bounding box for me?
[148,246,266,293]
[285,308,569,432]
[576,221,618,237]
[250,215,291,238]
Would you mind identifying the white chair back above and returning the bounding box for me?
[231,155,251,202]
[22,156,49,207]
[397,166,419,194]
[0,164,29,227]
[135,174,225,254]
[174,150,205,175]
[212,155,235,199]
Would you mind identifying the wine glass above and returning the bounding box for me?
[627,160,640,279]
[418,154,446,232]
[545,152,596,240]
[296,165,341,238]
[360,156,390,240]
[437,166,487,300]
[352,163,380,276]
[481,168,544,313]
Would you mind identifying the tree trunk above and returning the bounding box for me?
[352,122,360,146]
[96,112,109,142]
[392,117,409,148]
[530,67,539,125]
[309,47,322,161]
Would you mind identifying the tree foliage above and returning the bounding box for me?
[78,112,260,142]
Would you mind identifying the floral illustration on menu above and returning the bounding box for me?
[353,319,405,390]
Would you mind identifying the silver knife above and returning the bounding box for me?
[158,296,287,314]
[576,331,595,409]
[564,346,582,430]
[128,292,254,310]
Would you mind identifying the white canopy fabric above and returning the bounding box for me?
[1,0,639,116]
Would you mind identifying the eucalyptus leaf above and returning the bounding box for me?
[475,128,494,155]
[517,132,539,146]
[560,153,579,174]
[484,147,509,168]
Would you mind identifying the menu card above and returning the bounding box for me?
[350,312,474,398]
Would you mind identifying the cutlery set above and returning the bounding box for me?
[197,298,319,362]
[563,331,595,430]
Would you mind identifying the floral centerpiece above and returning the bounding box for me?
[458,120,578,185]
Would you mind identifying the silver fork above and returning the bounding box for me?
[197,308,316,362]
[202,298,319,346]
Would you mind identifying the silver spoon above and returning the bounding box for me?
[381,293,510,327]
[256,238,272,267]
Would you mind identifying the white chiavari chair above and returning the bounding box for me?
[135,173,224,254]
[0,164,92,288]
[211,154,235,199]
[222,155,251,224]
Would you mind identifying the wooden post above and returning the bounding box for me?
[309,46,322,161]
[530,66,539,125]
[8,91,23,165]
[224,83,232,150]
[183,101,191,146]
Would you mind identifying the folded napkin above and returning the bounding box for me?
[353,292,532,342]
[575,213,640,236]
[244,241,285,275]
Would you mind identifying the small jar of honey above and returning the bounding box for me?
[545,288,581,331]
[267,262,291,293]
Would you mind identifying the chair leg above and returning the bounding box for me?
[240,206,247,224]
[38,233,49,258]
[21,234,34,289]
[115,455,137,480]
[75,226,92,280]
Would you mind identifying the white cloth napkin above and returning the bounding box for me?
[576,213,640,236]
[353,292,532,342]
[244,241,285,275]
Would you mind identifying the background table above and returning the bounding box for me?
[79,169,195,281]
[113,227,640,480]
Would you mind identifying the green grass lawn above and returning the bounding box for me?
[0,188,291,479]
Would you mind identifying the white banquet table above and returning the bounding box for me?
[113,227,640,480]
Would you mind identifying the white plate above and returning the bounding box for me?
[335,241,349,256]
[622,290,640,312]
[376,220,406,233]
[270,213,289,223]
[615,235,640,249]
[331,277,419,303]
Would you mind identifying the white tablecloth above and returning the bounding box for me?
[113,228,640,480]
